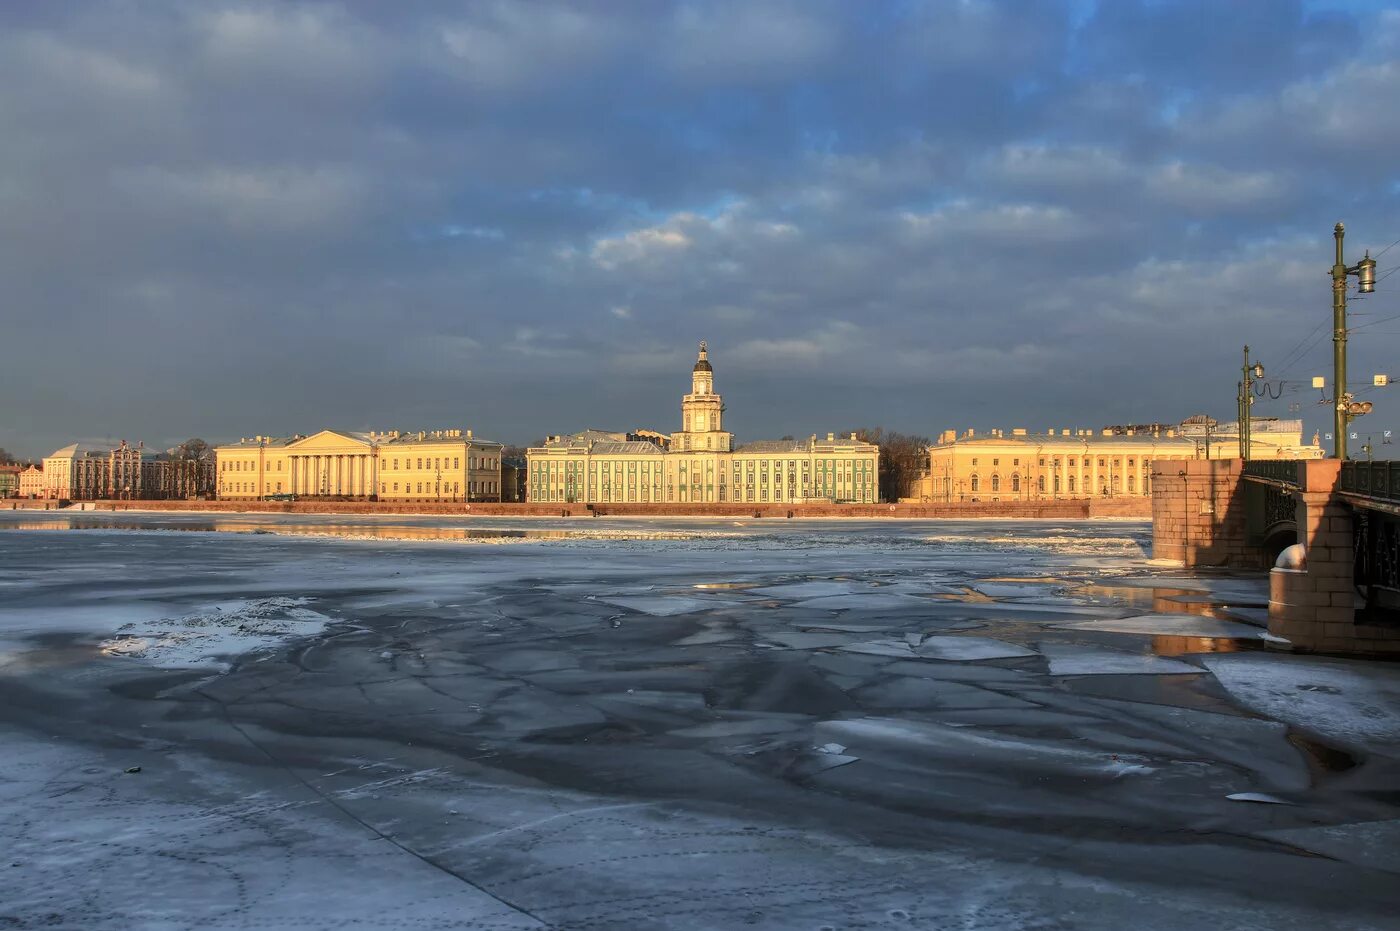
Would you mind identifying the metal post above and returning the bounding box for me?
[1333,222,1348,459]
[1243,347,1251,460]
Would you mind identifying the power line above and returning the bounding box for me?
[1372,235,1400,260]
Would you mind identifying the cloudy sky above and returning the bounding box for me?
[4,0,1400,458]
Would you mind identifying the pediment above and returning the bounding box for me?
[285,430,374,452]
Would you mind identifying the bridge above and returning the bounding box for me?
[1151,458,1400,656]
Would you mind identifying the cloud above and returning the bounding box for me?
[1,0,1396,456]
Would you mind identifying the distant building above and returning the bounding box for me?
[0,464,21,498]
[17,465,44,499]
[527,343,879,504]
[912,418,1324,502]
[41,441,184,500]
[214,429,504,501]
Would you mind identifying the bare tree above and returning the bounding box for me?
[853,428,930,502]
[175,438,210,461]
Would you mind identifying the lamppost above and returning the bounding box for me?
[1329,222,1377,459]
[435,466,442,502]
[1238,347,1265,460]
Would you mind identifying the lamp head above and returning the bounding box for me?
[1252,363,1264,379]
[1358,251,1377,293]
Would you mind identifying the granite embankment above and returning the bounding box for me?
[13,498,1152,519]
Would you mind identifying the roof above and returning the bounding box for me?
[735,439,809,454]
[933,433,1203,449]
[218,436,297,449]
[590,441,667,455]
[544,429,628,448]
[47,443,112,458]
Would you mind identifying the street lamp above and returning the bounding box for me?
[1329,222,1378,459]
[1238,346,1266,460]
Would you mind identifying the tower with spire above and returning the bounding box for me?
[673,340,732,452]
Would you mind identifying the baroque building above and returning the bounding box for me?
[214,429,504,502]
[528,343,879,504]
[912,418,1324,502]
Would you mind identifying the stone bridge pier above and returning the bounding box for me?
[1151,458,1400,657]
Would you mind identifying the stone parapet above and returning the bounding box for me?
[1265,458,1400,656]
[68,498,1152,519]
[1150,458,1265,568]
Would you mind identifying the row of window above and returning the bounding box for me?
[219,480,500,495]
[961,474,1147,494]
[222,456,500,472]
[970,456,1140,469]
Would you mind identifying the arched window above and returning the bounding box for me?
[1127,475,1136,493]
[991,474,1001,492]
[970,474,980,493]
[1054,476,1061,492]
[1037,475,1045,493]
[1112,475,1121,493]
[1068,476,1076,493]
[1011,474,1021,492]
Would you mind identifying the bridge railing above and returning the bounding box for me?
[1340,461,1400,502]
[1241,460,1301,486]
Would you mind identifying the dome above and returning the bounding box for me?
[693,339,712,372]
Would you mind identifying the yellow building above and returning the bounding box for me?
[914,418,1323,502]
[17,465,43,498]
[528,343,879,504]
[215,429,504,502]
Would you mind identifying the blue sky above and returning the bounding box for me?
[2,0,1399,457]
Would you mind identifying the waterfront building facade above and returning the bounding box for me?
[17,465,44,498]
[39,441,206,500]
[214,429,504,501]
[914,418,1324,502]
[0,464,20,498]
[527,343,879,505]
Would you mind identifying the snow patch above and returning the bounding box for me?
[99,597,333,670]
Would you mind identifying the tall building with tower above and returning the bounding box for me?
[527,342,879,504]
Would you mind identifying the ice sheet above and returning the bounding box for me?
[595,595,717,616]
[98,598,333,670]
[915,636,1039,661]
[1040,643,1203,676]
[1054,613,1267,639]
[1204,653,1400,747]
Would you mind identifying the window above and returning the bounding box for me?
[454,458,460,469]
[991,474,1000,492]
[1068,476,1076,493]
[993,458,999,467]
[972,458,979,466]
[1011,474,1021,492]
[970,474,980,492]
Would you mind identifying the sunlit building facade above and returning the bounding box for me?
[528,343,879,504]
[914,418,1324,502]
[215,429,504,502]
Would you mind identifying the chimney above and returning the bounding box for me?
[827,433,834,441]
[1127,429,1135,437]
[467,429,473,439]
[1013,428,1026,436]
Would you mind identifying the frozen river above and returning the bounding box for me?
[2,512,1399,929]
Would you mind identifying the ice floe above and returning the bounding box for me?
[98,597,334,670]
[1054,613,1267,639]
[1040,643,1202,676]
[1204,653,1400,747]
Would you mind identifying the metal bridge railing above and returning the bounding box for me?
[1339,461,1400,502]
[1241,460,1301,486]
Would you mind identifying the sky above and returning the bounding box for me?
[3,0,1400,459]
